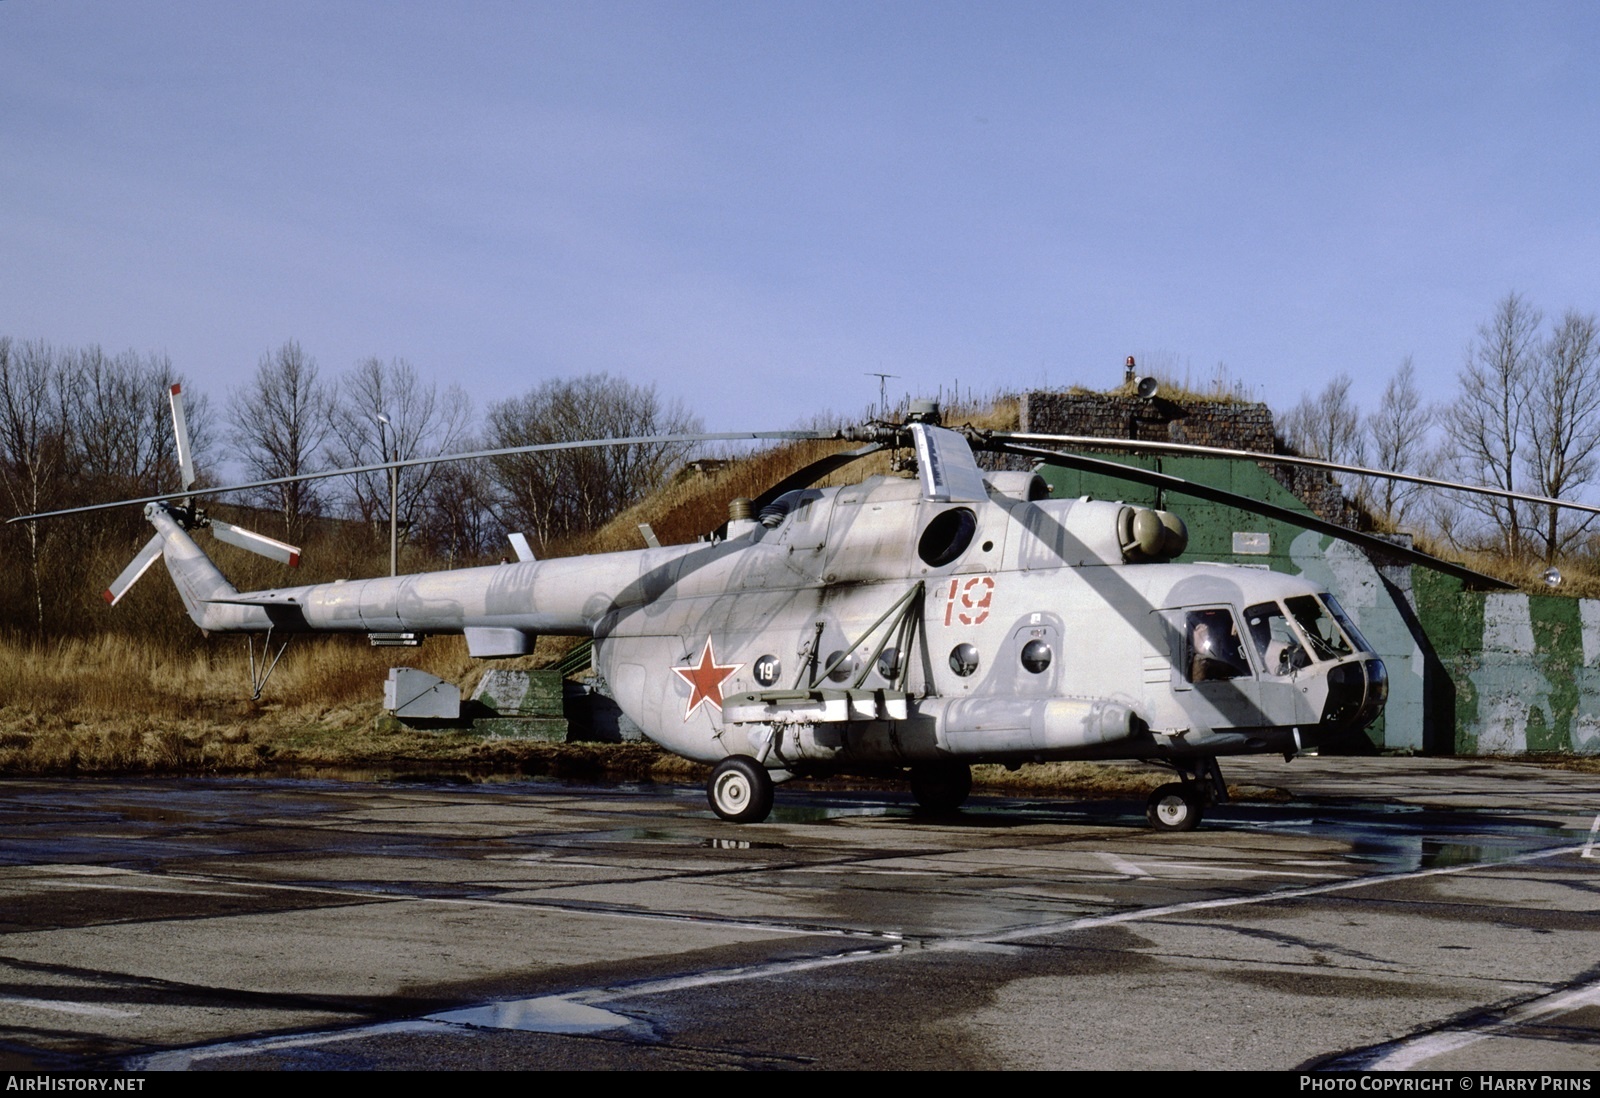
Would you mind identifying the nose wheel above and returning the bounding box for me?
[707,756,775,823]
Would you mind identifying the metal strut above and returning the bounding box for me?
[246,628,291,701]
[807,581,926,691]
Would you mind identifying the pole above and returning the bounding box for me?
[388,450,398,577]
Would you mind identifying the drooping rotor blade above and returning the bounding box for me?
[993,431,1600,519]
[168,383,197,492]
[210,521,301,567]
[912,423,989,503]
[103,533,165,606]
[9,429,841,524]
[992,440,1513,590]
[751,441,886,511]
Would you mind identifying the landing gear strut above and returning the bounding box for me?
[707,756,775,823]
[1145,757,1227,833]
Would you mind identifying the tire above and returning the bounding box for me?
[1146,782,1203,832]
[910,762,973,814]
[707,756,774,823]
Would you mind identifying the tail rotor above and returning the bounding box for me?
[102,386,303,607]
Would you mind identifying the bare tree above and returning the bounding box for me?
[67,347,203,498]
[1365,357,1433,529]
[1279,372,1366,510]
[1523,310,1600,561]
[326,357,472,551]
[1281,373,1365,466]
[229,341,333,543]
[486,375,700,550]
[1445,292,1543,557]
[416,445,503,567]
[0,339,70,629]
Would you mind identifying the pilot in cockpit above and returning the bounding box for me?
[1188,612,1250,683]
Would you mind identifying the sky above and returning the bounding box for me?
[4,0,1598,440]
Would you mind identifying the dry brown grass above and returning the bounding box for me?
[0,631,570,774]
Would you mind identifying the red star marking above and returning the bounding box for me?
[672,638,742,720]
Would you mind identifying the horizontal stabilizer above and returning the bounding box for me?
[104,534,165,606]
[211,521,301,566]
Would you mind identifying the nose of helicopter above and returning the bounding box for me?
[1319,656,1388,733]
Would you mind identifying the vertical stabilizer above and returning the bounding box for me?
[145,504,241,630]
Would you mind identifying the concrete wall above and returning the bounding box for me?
[1413,571,1600,755]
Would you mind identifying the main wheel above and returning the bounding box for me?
[910,762,973,814]
[707,756,775,823]
[1146,782,1203,832]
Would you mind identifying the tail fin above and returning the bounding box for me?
[145,504,242,630]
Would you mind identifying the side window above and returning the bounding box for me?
[1185,608,1252,683]
[1244,601,1309,677]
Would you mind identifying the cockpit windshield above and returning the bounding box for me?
[1321,593,1373,654]
[1244,601,1309,676]
[1285,595,1355,661]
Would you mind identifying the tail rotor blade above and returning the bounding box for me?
[210,521,301,567]
[103,534,165,606]
[168,383,197,492]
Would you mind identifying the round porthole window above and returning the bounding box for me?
[877,646,901,680]
[949,643,980,677]
[1021,640,1052,674]
[825,651,858,683]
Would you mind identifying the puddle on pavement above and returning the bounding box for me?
[767,803,899,823]
[428,995,635,1034]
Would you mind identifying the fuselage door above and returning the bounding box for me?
[1157,606,1264,730]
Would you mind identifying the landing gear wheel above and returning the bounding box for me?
[1146,782,1203,832]
[910,762,973,814]
[707,756,775,823]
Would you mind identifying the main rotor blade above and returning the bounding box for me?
[751,441,886,511]
[9,429,839,524]
[994,441,1513,590]
[103,533,165,606]
[210,521,302,566]
[168,383,197,492]
[993,431,1600,518]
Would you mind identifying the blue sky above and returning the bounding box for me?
[4,1,1598,437]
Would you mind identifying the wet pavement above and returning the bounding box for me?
[0,756,1597,1070]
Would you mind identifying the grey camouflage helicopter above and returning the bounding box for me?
[18,386,1578,832]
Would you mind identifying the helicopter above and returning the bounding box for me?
[18,386,1581,832]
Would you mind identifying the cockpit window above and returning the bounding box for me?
[1185,608,1252,683]
[1285,595,1353,661]
[1321,594,1373,654]
[1245,601,1310,676]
